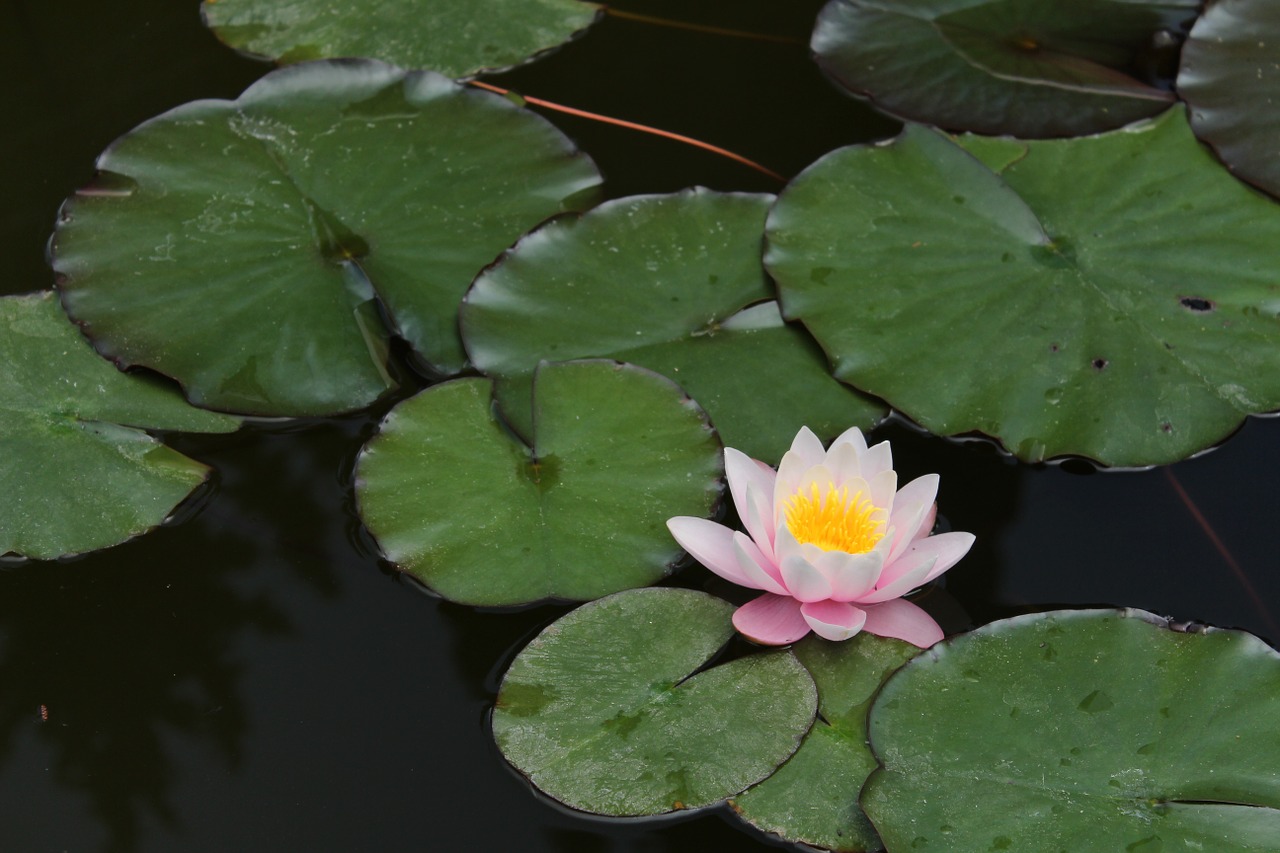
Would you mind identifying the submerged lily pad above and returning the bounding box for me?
[493,587,818,815]
[766,107,1280,466]
[732,633,918,852]
[203,0,601,78]
[354,360,722,606]
[812,0,1196,137]
[1,291,240,559]
[862,609,1280,852]
[51,60,602,416]
[461,189,884,463]
[1178,0,1280,198]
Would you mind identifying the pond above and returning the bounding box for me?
[3,1,1278,850]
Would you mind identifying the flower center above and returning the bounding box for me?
[784,483,885,554]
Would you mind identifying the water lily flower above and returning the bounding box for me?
[667,426,974,647]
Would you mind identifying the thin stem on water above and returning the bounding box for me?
[466,80,785,183]
[602,7,806,46]
[1163,467,1279,639]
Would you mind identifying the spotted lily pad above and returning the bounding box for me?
[812,0,1196,137]
[354,360,722,605]
[1178,0,1280,197]
[2,291,240,559]
[461,189,884,463]
[731,633,919,851]
[51,60,602,416]
[862,609,1280,852]
[493,587,818,815]
[203,0,602,78]
[765,107,1280,466]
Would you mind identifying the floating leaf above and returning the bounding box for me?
[862,609,1280,852]
[354,361,721,606]
[812,0,1196,137]
[493,587,818,815]
[203,0,601,78]
[766,108,1280,466]
[51,60,602,416]
[1,292,240,559]
[1178,0,1280,197]
[461,189,884,463]
[731,633,918,852]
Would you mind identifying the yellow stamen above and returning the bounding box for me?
[784,483,885,554]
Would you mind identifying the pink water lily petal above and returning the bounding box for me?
[732,531,788,595]
[800,600,868,641]
[886,474,939,562]
[666,516,753,587]
[733,594,811,645]
[828,425,869,456]
[859,440,893,481]
[815,547,884,602]
[863,531,975,603]
[741,483,777,562]
[867,469,898,515]
[825,440,863,484]
[775,525,832,602]
[725,448,776,550]
[861,598,943,647]
[775,428,825,513]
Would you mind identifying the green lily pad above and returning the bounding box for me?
[1,291,240,559]
[765,107,1280,466]
[731,633,919,852]
[862,609,1280,852]
[354,360,722,605]
[493,587,818,815]
[51,60,602,416]
[203,0,601,78]
[1178,0,1280,198]
[812,0,1196,137]
[460,189,884,463]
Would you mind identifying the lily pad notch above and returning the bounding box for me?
[51,60,603,417]
[354,360,724,606]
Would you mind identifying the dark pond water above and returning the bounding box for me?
[3,1,1278,850]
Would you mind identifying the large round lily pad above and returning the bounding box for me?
[203,0,601,78]
[1178,0,1280,198]
[493,587,818,815]
[765,107,1280,466]
[812,0,1196,137]
[354,360,722,606]
[2,291,240,559]
[461,189,884,463]
[51,60,602,416]
[731,633,919,851]
[862,609,1280,852]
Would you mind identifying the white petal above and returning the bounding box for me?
[774,428,825,513]
[732,532,788,595]
[859,440,893,480]
[666,516,753,587]
[828,425,869,456]
[816,548,885,602]
[825,440,863,483]
[725,447,776,551]
[866,469,898,515]
[741,482,777,562]
[885,474,939,562]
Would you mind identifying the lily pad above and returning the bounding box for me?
[862,609,1280,852]
[460,189,884,463]
[354,360,722,606]
[493,587,818,815]
[1178,0,1280,198]
[731,633,919,852]
[765,107,1280,466]
[1,291,240,560]
[812,0,1197,137]
[51,60,602,416]
[203,0,602,78]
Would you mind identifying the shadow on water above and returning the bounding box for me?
[0,415,368,852]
